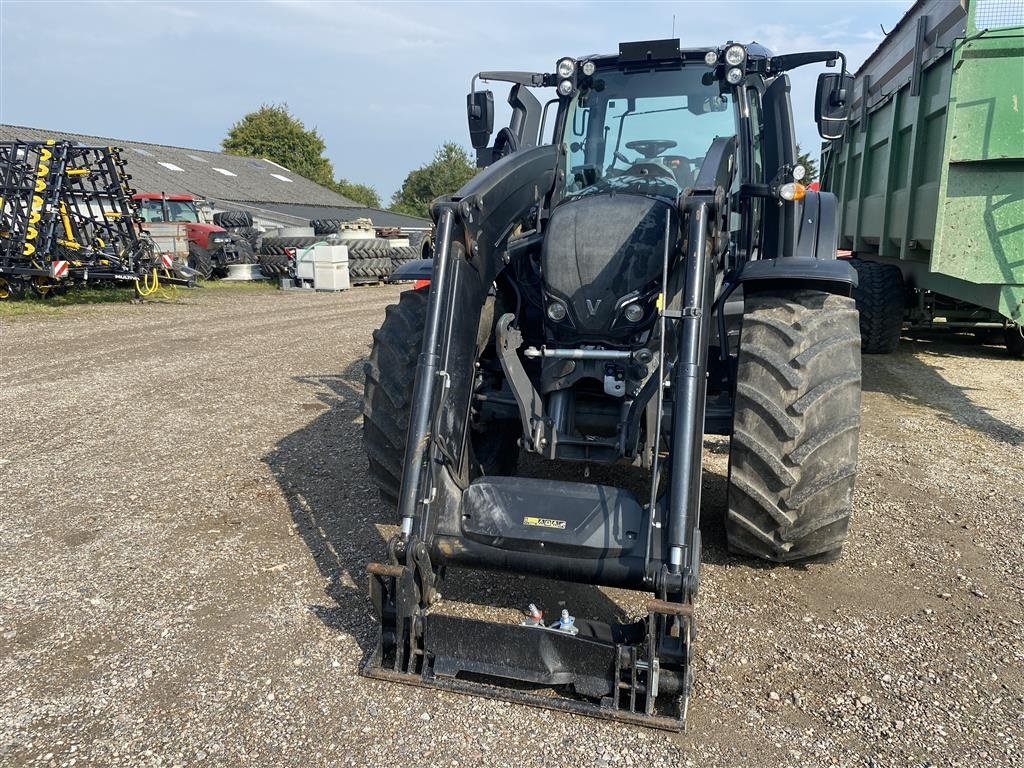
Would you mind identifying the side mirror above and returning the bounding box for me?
[467,90,494,149]
[815,72,853,140]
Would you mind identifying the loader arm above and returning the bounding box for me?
[364,136,738,731]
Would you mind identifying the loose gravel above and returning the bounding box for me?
[1,285,1021,767]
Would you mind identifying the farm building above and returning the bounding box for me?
[0,124,429,231]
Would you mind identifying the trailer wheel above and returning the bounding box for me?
[1005,325,1024,359]
[188,243,214,279]
[726,289,862,563]
[363,287,519,509]
[850,259,903,353]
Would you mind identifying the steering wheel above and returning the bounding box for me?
[492,127,520,160]
[625,139,678,159]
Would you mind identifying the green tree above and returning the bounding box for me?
[795,144,819,183]
[223,103,335,187]
[390,143,477,219]
[332,178,381,208]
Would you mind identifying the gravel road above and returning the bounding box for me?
[1,284,1021,767]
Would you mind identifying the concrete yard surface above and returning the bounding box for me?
[1,285,1021,767]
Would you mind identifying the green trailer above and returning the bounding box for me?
[821,0,1024,356]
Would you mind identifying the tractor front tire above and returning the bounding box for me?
[726,289,862,563]
[362,287,518,509]
[188,243,214,280]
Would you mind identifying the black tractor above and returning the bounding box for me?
[361,39,860,729]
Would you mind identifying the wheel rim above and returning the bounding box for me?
[33,277,53,296]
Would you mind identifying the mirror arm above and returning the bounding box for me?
[767,51,848,76]
[471,71,551,94]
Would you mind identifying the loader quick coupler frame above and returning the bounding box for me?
[362,136,737,729]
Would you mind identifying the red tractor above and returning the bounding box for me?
[133,193,252,278]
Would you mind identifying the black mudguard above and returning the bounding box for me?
[739,256,857,296]
[741,190,855,296]
[795,190,840,260]
[387,258,433,282]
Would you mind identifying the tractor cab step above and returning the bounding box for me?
[461,476,646,558]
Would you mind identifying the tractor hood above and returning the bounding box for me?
[186,222,229,248]
[541,192,675,345]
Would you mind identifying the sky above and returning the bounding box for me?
[0,0,911,202]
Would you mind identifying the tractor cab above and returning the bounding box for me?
[132,193,235,278]
[134,193,201,224]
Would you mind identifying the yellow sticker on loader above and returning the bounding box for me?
[523,516,567,530]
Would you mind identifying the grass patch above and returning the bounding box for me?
[0,278,278,319]
[0,286,138,318]
[196,278,278,293]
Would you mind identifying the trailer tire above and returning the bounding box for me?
[726,289,862,563]
[188,243,214,279]
[363,287,519,509]
[850,259,903,354]
[1005,325,1024,359]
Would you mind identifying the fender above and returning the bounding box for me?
[388,258,433,283]
[794,190,839,260]
[740,190,855,296]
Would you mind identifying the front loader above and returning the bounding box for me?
[361,39,861,729]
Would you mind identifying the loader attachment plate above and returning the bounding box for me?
[363,563,694,731]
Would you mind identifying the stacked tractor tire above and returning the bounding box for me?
[257,217,423,284]
[0,139,173,299]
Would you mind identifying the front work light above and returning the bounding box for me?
[704,50,718,66]
[556,58,576,79]
[725,67,744,85]
[724,44,746,66]
[557,79,574,96]
[581,60,596,76]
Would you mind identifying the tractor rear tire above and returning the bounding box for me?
[726,289,862,563]
[258,252,289,276]
[213,210,253,228]
[310,218,343,235]
[229,235,257,265]
[363,287,519,509]
[850,259,904,354]
[389,245,419,269]
[408,231,433,259]
[188,243,214,279]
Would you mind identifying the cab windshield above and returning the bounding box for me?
[138,199,200,223]
[562,66,737,199]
